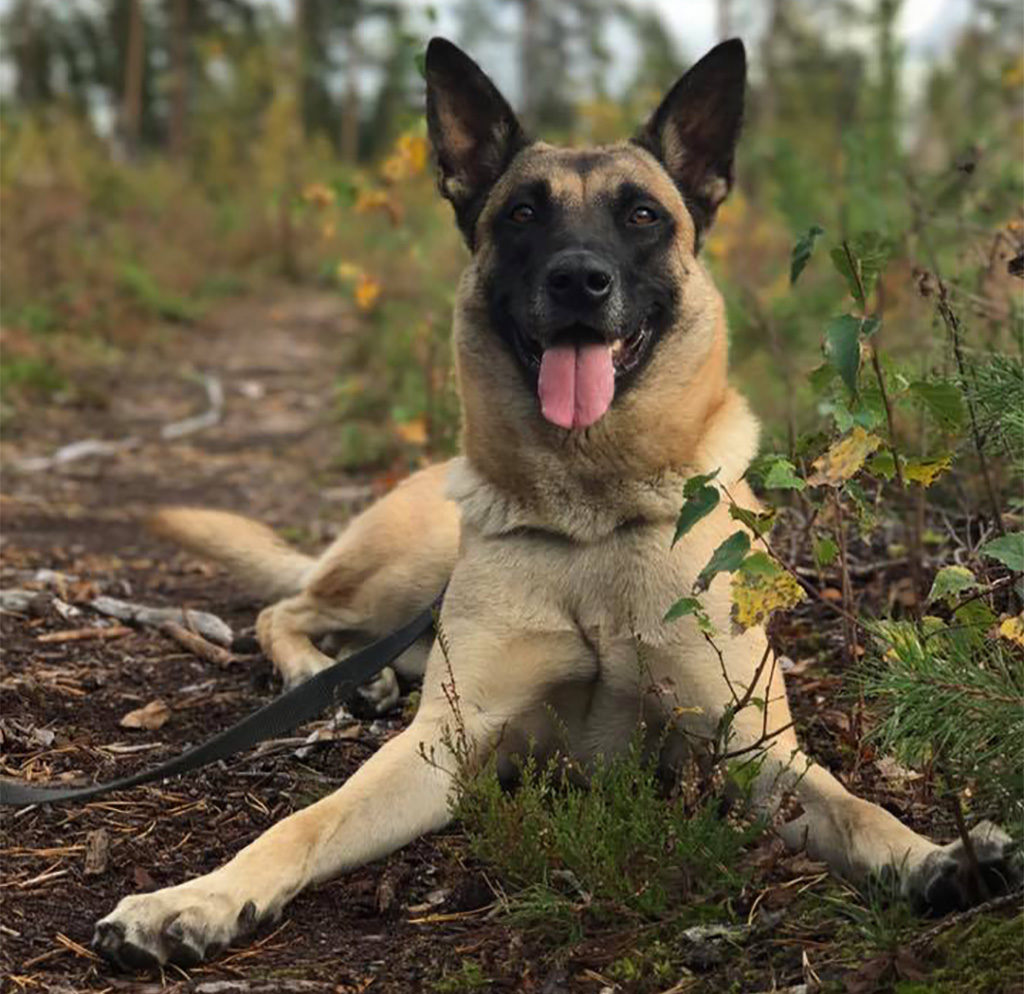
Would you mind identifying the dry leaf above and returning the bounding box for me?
[807,427,882,486]
[119,699,170,731]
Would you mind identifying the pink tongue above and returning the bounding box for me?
[538,342,615,430]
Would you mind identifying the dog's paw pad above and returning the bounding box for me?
[911,821,1021,915]
[92,919,162,971]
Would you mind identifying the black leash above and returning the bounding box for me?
[0,606,435,807]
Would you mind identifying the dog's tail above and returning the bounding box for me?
[149,508,315,600]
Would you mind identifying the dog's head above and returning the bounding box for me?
[426,37,745,440]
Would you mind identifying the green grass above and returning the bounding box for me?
[0,356,67,397]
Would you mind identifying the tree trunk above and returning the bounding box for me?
[717,0,734,40]
[340,22,361,163]
[518,0,540,129]
[168,0,189,158]
[121,0,145,158]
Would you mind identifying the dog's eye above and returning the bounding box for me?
[628,206,659,226]
[509,204,536,224]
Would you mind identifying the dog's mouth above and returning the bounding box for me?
[513,313,657,431]
[514,316,654,377]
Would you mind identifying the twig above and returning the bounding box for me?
[934,283,1006,537]
[36,626,133,643]
[911,887,1024,948]
[830,489,858,664]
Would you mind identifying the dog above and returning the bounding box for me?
[93,37,1017,970]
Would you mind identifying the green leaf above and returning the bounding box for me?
[663,596,716,634]
[694,531,751,593]
[953,599,996,632]
[808,363,836,396]
[824,315,864,395]
[927,565,979,606]
[737,551,776,576]
[414,50,427,79]
[683,468,720,497]
[663,597,702,622]
[813,537,839,567]
[673,472,721,545]
[980,532,1024,572]
[908,381,967,431]
[790,224,825,286]
[729,504,776,537]
[829,232,894,308]
[868,450,896,481]
[763,458,806,491]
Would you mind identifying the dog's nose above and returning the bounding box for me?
[545,251,614,311]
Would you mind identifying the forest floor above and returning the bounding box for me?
[1,291,1020,994]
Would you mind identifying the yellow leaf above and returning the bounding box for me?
[997,614,1024,647]
[394,417,428,446]
[904,454,952,487]
[354,272,381,312]
[301,181,335,208]
[731,559,806,630]
[336,261,361,282]
[807,427,882,486]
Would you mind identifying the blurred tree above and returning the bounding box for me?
[119,0,145,157]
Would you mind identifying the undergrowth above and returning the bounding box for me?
[454,734,764,942]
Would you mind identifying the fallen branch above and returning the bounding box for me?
[160,621,236,667]
[161,374,224,440]
[14,436,141,473]
[90,595,233,646]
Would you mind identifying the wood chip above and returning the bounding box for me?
[119,700,171,731]
[36,625,133,643]
[83,828,110,877]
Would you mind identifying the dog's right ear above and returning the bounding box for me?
[425,37,528,248]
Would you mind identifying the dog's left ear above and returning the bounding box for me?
[425,37,528,248]
[634,39,746,248]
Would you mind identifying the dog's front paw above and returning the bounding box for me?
[908,821,1021,915]
[93,885,261,970]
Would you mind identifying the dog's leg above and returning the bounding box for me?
[258,461,460,690]
[93,710,462,969]
[670,629,1020,913]
[94,607,587,969]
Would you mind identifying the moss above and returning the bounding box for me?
[907,911,1024,994]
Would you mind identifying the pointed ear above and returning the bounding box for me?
[425,37,528,248]
[634,39,746,249]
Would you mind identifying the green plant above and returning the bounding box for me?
[453,732,762,940]
[431,958,490,993]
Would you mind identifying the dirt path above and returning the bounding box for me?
[0,292,512,993]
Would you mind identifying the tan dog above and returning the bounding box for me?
[94,38,1015,970]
